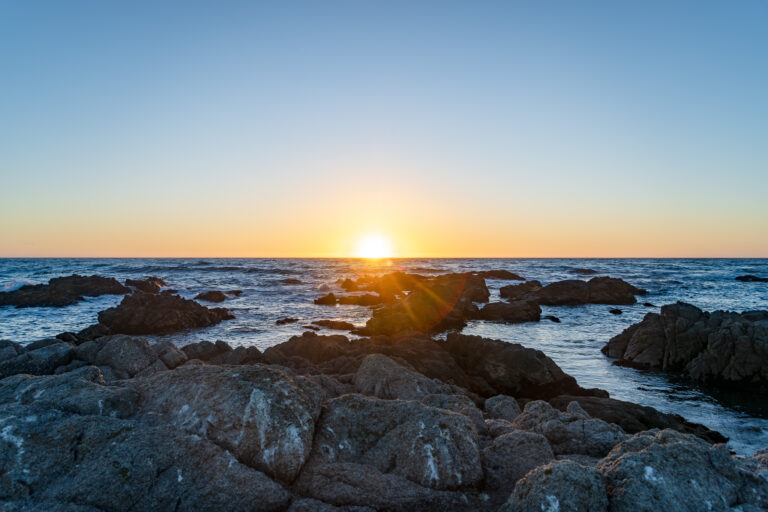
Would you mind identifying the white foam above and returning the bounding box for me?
[1,279,36,293]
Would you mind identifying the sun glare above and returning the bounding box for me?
[355,234,393,259]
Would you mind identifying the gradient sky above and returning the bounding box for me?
[1,1,766,257]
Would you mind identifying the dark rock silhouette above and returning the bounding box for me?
[125,276,166,294]
[737,274,768,282]
[97,292,233,335]
[355,274,489,335]
[477,300,541,323]
[602,302,768,390]
[500,276,646,306]
[313,319,355,331]
[195,290,228,302]
[0,274,129,308]
[276,317,299,325]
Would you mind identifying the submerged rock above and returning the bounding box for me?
[602,302,768,390]
[0,274,129,308]
[97,292,233,335]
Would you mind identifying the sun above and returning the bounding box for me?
[355,234,394,259]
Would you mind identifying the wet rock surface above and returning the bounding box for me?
[0,274,129,308]
[602,302,768,389]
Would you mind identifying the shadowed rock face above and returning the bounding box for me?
[602,302,768,390]
[356,274,489,335]
[97,292,234,335]
[476,300,541,323]
[444,333,606,400]
[0,274,129,308]
[500,276,646,306]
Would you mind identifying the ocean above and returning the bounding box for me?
[1,257,767,454]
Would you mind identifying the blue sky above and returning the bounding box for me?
[1,1,766,256]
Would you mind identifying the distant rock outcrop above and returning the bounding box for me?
[125,276,166,294]
[737,274,768,282]
[355,273,489,335]
[97,292,233,335]
[500,276,646,306]
[602,302,768,389]
[0,274,129,308]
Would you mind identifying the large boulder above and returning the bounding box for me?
[0,275,129,308]
[485,395,522,422]
[0,367,291,512]
[597,429,768,512]
[444,333,605,400]
[602,302,768,389]
[499,460,609,512]
[536,277,646,306]
[512,400,627,457]
[93,335,160,377]
[129,364,324,483]
[298,394,482,493]
[97,292,234,335]
[481,430,554,490]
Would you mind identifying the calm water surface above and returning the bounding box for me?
[1,258,767,455]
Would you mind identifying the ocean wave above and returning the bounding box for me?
[244,267,299,275]
[1,279,36,292]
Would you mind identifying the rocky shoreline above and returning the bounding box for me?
[1,272,767,511]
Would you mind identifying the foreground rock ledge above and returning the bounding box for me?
[1,329,757,511]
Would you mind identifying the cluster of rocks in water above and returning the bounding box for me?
[311,271,648,337]
[603,302,768,390]
[2,269,768,510]
[1,328,765,511]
